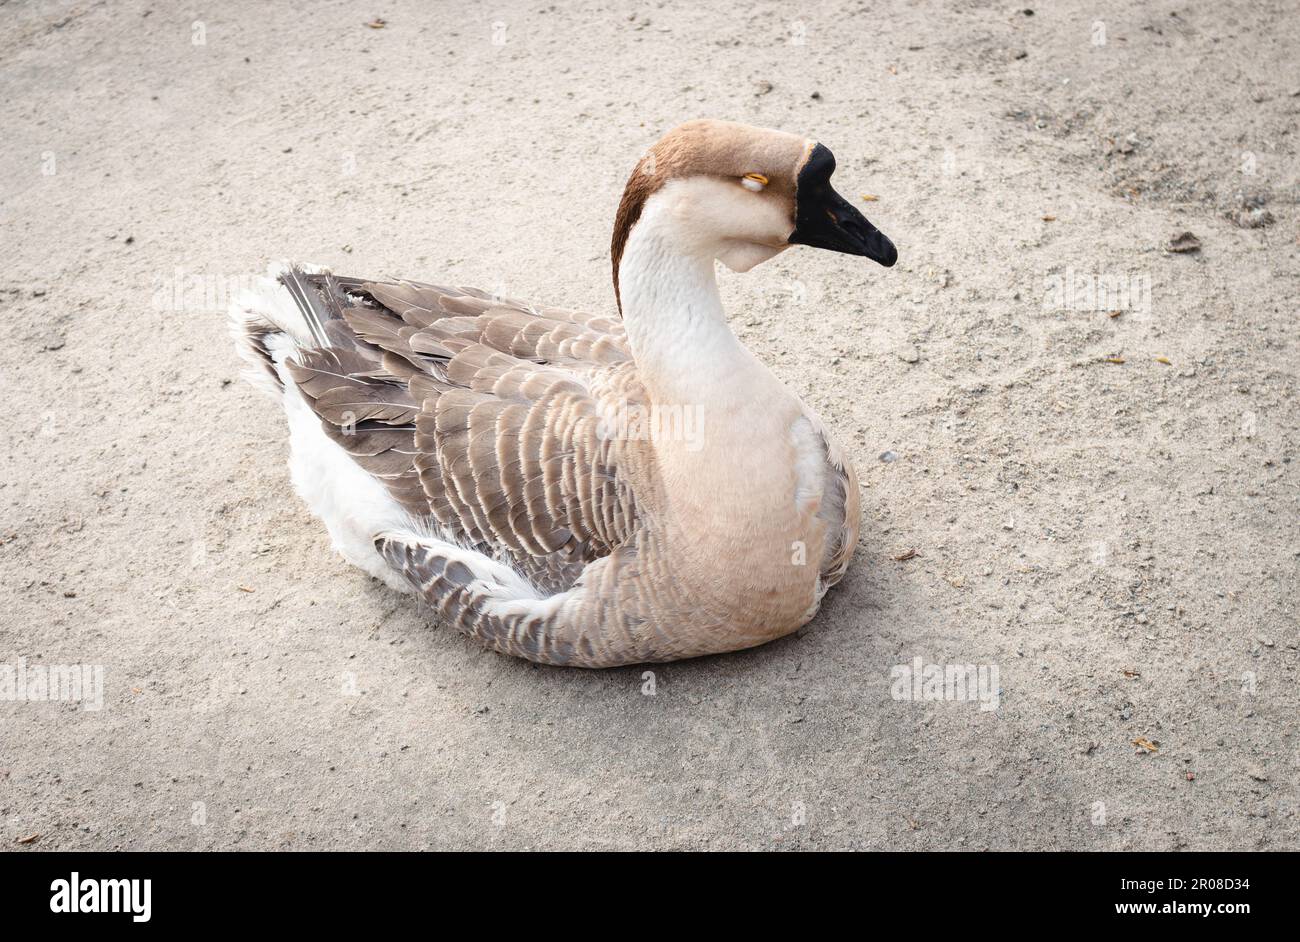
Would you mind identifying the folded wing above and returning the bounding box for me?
[281,272,643,595]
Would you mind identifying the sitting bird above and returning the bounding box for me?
[229,119,897,667]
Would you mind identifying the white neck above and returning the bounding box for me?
[617,199,755,406]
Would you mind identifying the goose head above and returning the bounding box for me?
[612,118,896,307]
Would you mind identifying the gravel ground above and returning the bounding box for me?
[1,0,1296,850]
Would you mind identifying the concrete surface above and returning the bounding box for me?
[1,0,1296,849]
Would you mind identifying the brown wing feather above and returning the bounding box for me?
[283,274,640,594]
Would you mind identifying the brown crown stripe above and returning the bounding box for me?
[608,120,814,313]
[610,152,659,314]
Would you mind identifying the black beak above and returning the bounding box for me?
[789,143,897,267]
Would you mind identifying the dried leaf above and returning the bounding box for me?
[237,585,255,593]
[1104,356,1126,364]
[15,833,39,845]
[1166,231,1201,253]
[860,194,880,202]
[1132,737,1160,753]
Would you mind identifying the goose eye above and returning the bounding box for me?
[740,173,768,192]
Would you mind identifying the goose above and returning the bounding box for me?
[229,119,896,668]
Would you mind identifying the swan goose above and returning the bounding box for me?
[230,119,897,667]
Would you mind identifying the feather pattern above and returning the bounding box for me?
[254,266,858,666]
[279,275,643,600]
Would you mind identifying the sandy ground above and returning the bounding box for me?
[1,0,1296,851]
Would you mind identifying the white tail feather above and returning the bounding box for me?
[227,261,329,397]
